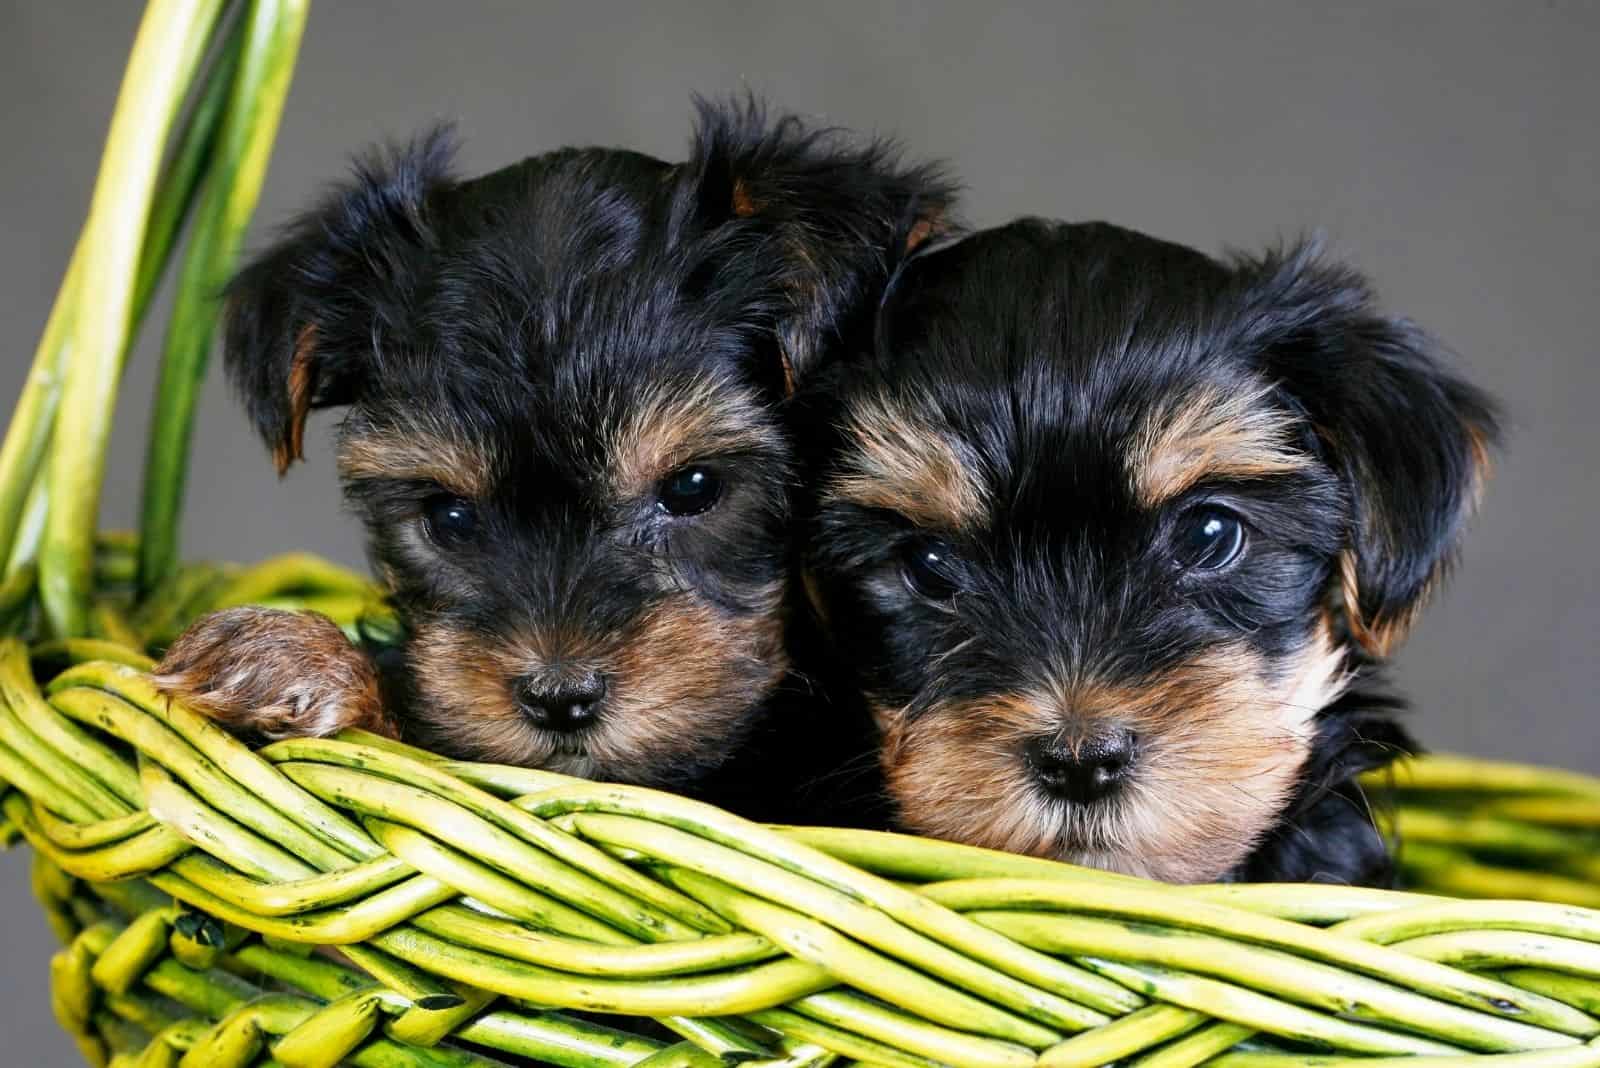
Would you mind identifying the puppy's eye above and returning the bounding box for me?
[656,465,722,517]
[422,495,479,549]
[1175,507,1246,571]
[900,536,961,602]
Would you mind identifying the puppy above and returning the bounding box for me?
[799,219,1498,883]
[158,100,952,804]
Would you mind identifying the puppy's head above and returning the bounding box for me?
[224,103,951,786]
[804,220,1497,880]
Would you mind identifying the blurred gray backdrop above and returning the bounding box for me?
[3,2,1597,1061]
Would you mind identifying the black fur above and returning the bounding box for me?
[799,219,1499,884]
[216,98,954,811]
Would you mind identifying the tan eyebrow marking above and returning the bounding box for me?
[608,375,782,500]
[1131,381,1313,507]
[338,418,498,499]
[826,390,989,530]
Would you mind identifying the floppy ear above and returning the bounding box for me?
[225,128,456,473]
[1236,242,1501,657]
[868,227,978,362]
[684,97,957,392]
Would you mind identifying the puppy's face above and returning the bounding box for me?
[340,314,791,784]
[805,221,1495,880]
[225,113,952,785]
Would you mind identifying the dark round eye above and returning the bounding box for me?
[422,495,479,549]
[900,536,961,601]
[1176,508,1246,571]
[657,465,722,517]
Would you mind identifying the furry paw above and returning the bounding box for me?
[154,607,394,743]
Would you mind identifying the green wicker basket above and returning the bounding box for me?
[3,4,1597,1066]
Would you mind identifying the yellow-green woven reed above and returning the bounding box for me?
[3,547,1600,1067]
[2,3,1598,1066]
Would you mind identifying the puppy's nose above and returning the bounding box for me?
[516,672,607,732]
[1026,729,1137,803]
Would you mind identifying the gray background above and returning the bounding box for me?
[3,2,1596,1061]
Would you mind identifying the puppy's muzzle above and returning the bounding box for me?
[515,668,608,733]
[1025,727,1139,803]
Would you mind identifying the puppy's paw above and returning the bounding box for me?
[154,607,394,742]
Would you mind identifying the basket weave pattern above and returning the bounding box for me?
[1,551,1598,1067]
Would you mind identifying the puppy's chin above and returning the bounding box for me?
[889,770,1300,884]
[404,713,617,783]
[402,687,761,787]
[887,770,1292,883]
[1041,796,1275,883]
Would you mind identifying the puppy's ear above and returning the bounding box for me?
[1238,242,1501,656]
[684,97,957,392]
[226,127,456,473]
[869,227,975,361]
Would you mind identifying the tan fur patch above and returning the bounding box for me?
[827,392,989,530]
[778,336,800,398]
[1337,548,1422,659]
[404,586,787,785]
[881,627,1348,882]
[1335,420,1494,658]
[1131,382,1312,507]
[274,325,320,475]
[155,607,393,741]
[609,377,781,501]
[731,177,759,218]
[904,213,941,254]
[1464,420,1495,514]
[338,416,498,499]
[604,593,788,781]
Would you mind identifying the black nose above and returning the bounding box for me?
[1026,730,1137,802]
[516,672,606,732]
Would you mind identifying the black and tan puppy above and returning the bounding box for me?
[800,220,1498,883]
[159,101,951,806]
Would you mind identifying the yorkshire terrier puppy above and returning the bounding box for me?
[158,101,951,803]
[799,219,1499,883]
